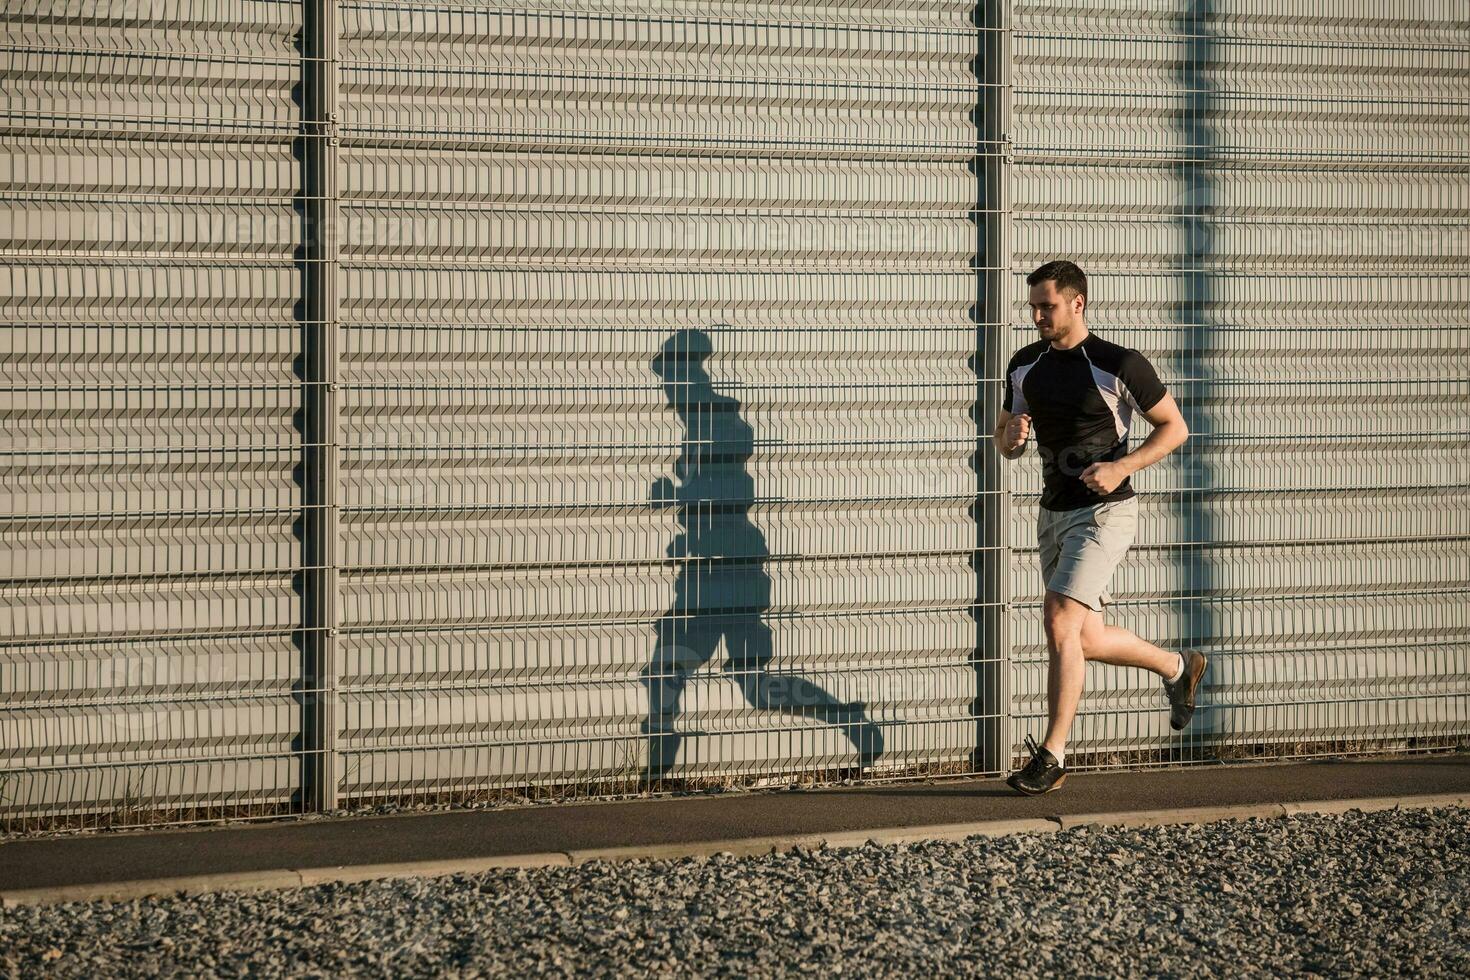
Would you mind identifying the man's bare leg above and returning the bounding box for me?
[1040,590,1091,761]
[1077,607,1180,677]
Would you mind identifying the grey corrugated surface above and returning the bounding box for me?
[0,1,304,823]
[331,0,988,796]
[1,1,1465,827]
[1007,0,1470,766]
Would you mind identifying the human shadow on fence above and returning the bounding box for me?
[640,327,884,784]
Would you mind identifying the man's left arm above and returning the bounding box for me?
[1117,392,1189,477]
[1081,351,1189,494]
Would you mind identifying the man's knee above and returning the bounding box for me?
[1043,590,1090,643]
[1077,619,1108,660]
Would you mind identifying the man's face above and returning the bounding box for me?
[1028,280,1085,342]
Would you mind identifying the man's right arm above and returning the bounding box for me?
[994,407,1026,460]
[997,353,1030,460]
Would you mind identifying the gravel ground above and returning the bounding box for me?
[3,806,1467,979]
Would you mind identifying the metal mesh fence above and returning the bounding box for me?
[1008,0,1470,770]
[1,0,1466,830]
[327,0,1000,807]
[1,0,306,828]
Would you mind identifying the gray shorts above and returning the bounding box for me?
[1037,496,1139,612]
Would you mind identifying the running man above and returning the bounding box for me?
[995,261,1208,795]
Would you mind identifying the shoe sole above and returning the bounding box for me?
[1170,652,1209,730]
[1007,772,1066,796]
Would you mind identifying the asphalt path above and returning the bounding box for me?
[2,753,1466,895]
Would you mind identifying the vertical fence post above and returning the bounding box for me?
[974,0,1013,775]
[301,0,341,812]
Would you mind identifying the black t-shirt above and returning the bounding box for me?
[1002,332,1168,512]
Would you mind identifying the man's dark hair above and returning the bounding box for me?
[1026,260,1087,301]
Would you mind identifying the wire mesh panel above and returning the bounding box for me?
[331,0,997,802]
[1008,0,1470,769]
[0,0,305,828]
[3,1,1463,830]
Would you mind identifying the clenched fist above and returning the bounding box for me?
[1002,413,1031,455]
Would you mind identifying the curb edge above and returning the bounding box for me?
[3,793,1465,908]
